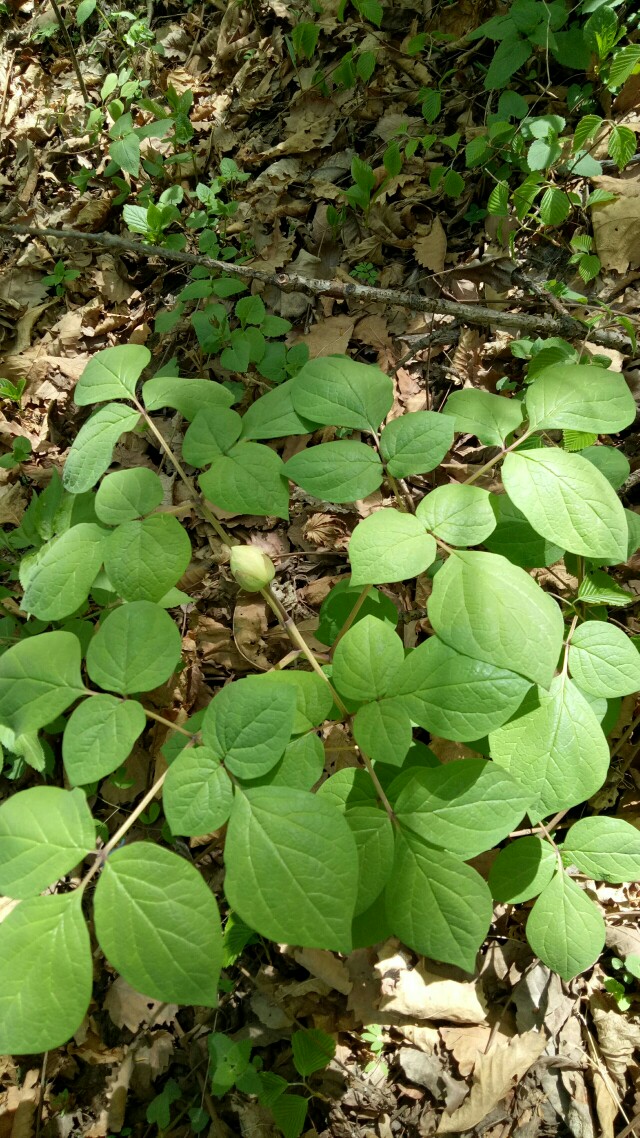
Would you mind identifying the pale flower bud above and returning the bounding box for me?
[230,545,275,591]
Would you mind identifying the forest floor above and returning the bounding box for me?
[1,0,640,1136]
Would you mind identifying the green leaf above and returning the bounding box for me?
[94,842,222,1004]
[539,187,570,226]
[608,124,636,170]
[524,364,636,432]
[270,1096,308,1138]
[200,442,289,519]
[290,356,393,431]
[608,44,640,87]
[86,601,182,695]
[250,733,324,792]
[164,747,234,836]
[488,836,556,903]
[22,523,105,620]
[0,786,95,898]
[142,377,234,421]
[484,35,532,90]
[63,695,146,785]
[74,345,149,405]
[378,411,454,477]
[292,1028,336,1076]
[348,509,437,585]
[389,635,531,741]
[573,114,602,151]
[563,817,640,883]
[285,441,383,504]
[316,768,377,811]
[63,404,141,494]
[110,132,140,176]
[0,631,85,735]
[345,805,395,914]
[0,893,92,1053]
[442,388,523,446]
[76,0,97,24]
[416,484,496,546]
[526,871,605,981]
[569,621,640,698]
[183,407,243,465]
[224,787,358,952]
[240,379,317,440]
[562,429,598,452]
[581,445,630,490]
[578,567,635,606]
[104,515,191,602]
[352,699,412,766]
[386,829,492,971]
[484,492,564,567]
[428,550,563,687]
[391,760,531,859]
[503,449,628,561]
[254,671,334,735]
[489,675,609,819]
[316,578,398,646]
[95,468,164,524]
[202,677,296,778]
[332,615,404,702]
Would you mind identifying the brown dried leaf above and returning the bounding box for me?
[591,173,640,273]
[414,216,447,272]
[376,947,488,1024]
[103,977,178,1032]
[437,1030,547,1133]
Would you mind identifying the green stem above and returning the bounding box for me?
[260,586,349,717]
[331,584,372,655]
[463,429,534,487]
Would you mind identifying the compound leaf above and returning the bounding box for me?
[484,492,564,567]
[63,695,146,785]
[0,786,95,898]
[428,550,563,687]
[526,871,605,981]
[349,509,437,585]
[224,786,358,952]
[94,842,222,1004]
[86,601,182,695]
[240,379,317,440]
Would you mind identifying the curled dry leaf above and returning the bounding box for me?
[437,1029,547,1133]
[375,947,488,1025]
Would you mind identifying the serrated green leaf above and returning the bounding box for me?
[489,675,609,819]
[388,635,531,741]
[104,515,191,602]
[164,746,234,836]
[183,407,243,465]
[95,468,164,525]
[332,615,404,702]
[428,550,563,687]
[200,442,289,519]
[86,601,182,695]
[0,786,95,898]
[524,364,636,432]
[94,842,222,1004]
[416,484,496,546]
[608,44,640,87]
[285,441,383,504]
[292,1028,336,1076]
[142,377,234,421]
[63,404,141,494]
[290,356,393,432]
[488,836,557,903]
[484,492,564,567]
[608,124,636,170]
[563,817,640,883]
[578,568,634,606]
[348,509,437,585]
[386,828,492,971]
[202,676,296,778]
[526,871,605,981]
[539,187,570,226]
[0,631,85,735]
[63,695,146,785]
[0,893,92,1053]
[74,345,149,406]
[562,430,598,452]
[442,388,523,446]
[240,379,317,440]
[224,787,358,951]
[378,411,454,477]
[569,621,640,697]
[391,760,531,858]
[503,449,628,561]
[22,523,106,620]
[352,699,412,766]
[270,1095,308,1138]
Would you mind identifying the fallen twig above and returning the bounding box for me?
[0,222,634,352]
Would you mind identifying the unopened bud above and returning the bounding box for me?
[230,545,276,592]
